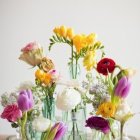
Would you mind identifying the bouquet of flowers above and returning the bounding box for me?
[0,25,136,140]
[0,42,67,140]
[48,25,105,140]
[84,58,135,140]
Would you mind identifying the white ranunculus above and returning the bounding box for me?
[32,116,51,132]
[115,100,133,122]
[56,87,81,111]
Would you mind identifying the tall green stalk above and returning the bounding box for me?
[120,122,124,140]
[21,112,27,140]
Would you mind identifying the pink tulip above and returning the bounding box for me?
[115,76,131,98]
[17,89,34,111]
[52,122,67,140]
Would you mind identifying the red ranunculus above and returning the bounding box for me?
[1,104,22,122]
[97,58,116,75]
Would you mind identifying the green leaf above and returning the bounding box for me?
[52,35,58,42]
[123,113,134,123]
[44,123,52,140]
[11,123,19,128]
[46,124,60,140]
[49,38,55,43]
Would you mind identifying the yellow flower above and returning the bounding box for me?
[53,27,60,35]
[66,28,74,39]
[96,102,116,118]
[35,69,46,82]
[73,34,87,53]
[43,73,51,85]
[83,50,96,71]
[59,25,67,37]
[86,33,97,46]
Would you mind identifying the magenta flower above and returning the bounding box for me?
[1,104,22,122]
[114,76,131,98]
[85,116,110,134]
[52,122,67,140]
[17,89,34,111]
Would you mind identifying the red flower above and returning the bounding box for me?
[1,104,22,122]
[97,58,116,75]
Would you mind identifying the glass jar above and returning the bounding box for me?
[91,120,120,140]
[69,63,81,80]
[62,107,87,140]
[26,122,41,140]
[42,97,55,121]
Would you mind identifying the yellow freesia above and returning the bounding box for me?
[59,25,67,37]
[83,50,96,71]
[96,102,116,118]
[86,33,97,46]
[53,27,60,35]
[73,34,87,53]
[66,28,74,39]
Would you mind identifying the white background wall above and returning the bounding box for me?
[0,0,140,137]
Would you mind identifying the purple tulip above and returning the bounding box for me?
[52,122,67,140]
[85,116,110,134]
[115,76,131,98]
[17,89,34,111]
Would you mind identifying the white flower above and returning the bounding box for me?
[0,92,17,107]
[17,81,34,92]
[56,87,81,111]
[32,116,51,132]
[115,100,133,122]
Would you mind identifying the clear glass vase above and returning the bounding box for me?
[26,122,41,140]
[62,107,87,140]
[91,120,120,140]
[69,63,81,80]
[8,123,41,140]
[42,97,55,121]
[91,130,114,140]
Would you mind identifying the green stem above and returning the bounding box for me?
[72,121,75,140]
[21,112,27,140]
[120,122,124,140]
[75,58,78,79]
[71,45,74,79]
[116,65,123,71]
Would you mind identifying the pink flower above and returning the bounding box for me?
[21,42,39,52]
[49,69,60,82]
[19,42,44,66]
[114,76,131,98]
[17,89,34,111]
[1,104,22,122]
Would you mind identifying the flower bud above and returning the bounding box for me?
[17,89,34,111]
